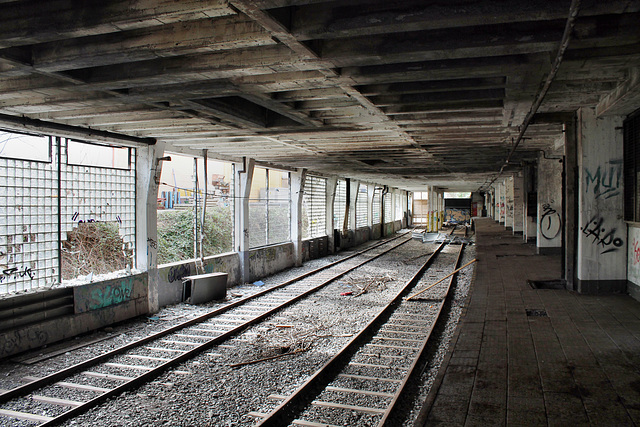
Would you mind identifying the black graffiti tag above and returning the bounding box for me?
[540,204,562,240]
[580,215,624,254]
[168,264,191,283]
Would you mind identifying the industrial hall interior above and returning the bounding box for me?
[0,0,640,426]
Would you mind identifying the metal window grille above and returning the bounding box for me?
[302,175,327,239]
[334,179,347,230]
[384,191,392,223]
[413,192,429,224]
[0,133,136,295]
[624,109,640,222]
[356,184,368,228]
[372,187,382,224]
[395,192,403,221]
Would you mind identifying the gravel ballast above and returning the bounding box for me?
[0,231,475,427]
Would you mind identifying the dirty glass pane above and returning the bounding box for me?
[200,158,234,256]
[0,131,50,162]
[67,139,130,169]
[156,153,196,264]
[249,167,268,247]
[267,171,290,245]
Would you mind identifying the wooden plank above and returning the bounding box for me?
[337,374,401,383]
[83,371,134,381]
[124,354,171,362]
[174,333,214,340]
[325,386,394,398]
[0,408,53,422]
[365,343,418,350]
[349,362,397,369]
[373,336,424,343]
[311,400,385,414]
[292,419,342,427]
[31,394,83,407]
[160,340,201,346]
[104,362,153,371]
[144,346,187,353]
[55,381,111,393]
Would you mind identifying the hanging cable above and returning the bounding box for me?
[483,0,581,190]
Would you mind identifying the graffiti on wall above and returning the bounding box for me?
[633,239,640,264]
[580,214,624,254]
[88,277,134,311]
[584,159,622,200]
[540,203,562,240]
[445,208,470,223]
[0,329,49,358]
[0,265,34,283]
[167,264,191,283]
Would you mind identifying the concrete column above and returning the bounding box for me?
[496,182,505,223]
[575,107,626,293]
[290,169,306,267]
[523,164,537,242]
[137,141,164,313]
[235,158,255,283]
[564,116,578,289]
[349,179,359,232]
[513,173,524,235]
[491,188,496,219]
[505,176,514,230]
[537,153,563,254]
[325,176,337,252]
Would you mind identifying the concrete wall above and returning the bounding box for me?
[504,177,514,230]
[0,273,148,358]
[248,243,296,283]
[537,154,563,254]
[301,236,329,262]
[576,107,627,293]
[628,225,640,301]
[355,227,372,246]
[512,174,524,234]
[157,252,241,307]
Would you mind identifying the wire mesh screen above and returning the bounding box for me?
[372,187,382,224]
[334,179,347,231]
[384,191,392,223]
[0,134,137,295]
[356,184,368,228]
[0,135,57,293]
[302,175,327,239]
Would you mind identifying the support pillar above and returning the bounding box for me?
[235,158,255,284]
[290,169,306,267]
[537,153,563,255]
[325,177,337,253]
[513,173,524,235]
[137,141,165,313]
[505,176,514,230]
[575,107,626,293]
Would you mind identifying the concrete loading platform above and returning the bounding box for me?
[419,218,640,426]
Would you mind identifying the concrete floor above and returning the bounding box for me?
[419,218,640,426]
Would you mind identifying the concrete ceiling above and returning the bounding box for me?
[1,0,639,191]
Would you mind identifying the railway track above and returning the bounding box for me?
[250,241,465,427]
[0,231,418,426]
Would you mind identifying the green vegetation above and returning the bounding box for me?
[156,205,233,265]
